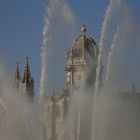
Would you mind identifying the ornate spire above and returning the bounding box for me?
[15,61,20,81]
[81,24,87,35]
[22,57,31,84]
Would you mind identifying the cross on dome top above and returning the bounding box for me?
[81,24,87,34]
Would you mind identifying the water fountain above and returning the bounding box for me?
[0,0,140,140]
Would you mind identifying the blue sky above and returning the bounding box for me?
[0,0,140,93]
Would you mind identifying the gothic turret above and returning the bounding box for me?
[14,61,20,88]
[19,57,34,98]
[22,57,32,84]
[15,61,20,81]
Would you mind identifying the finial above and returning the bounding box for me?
[81,24,87,34]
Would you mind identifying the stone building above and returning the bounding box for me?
[42,25,100,140]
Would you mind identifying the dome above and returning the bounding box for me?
[72,25,98,58]
[73,34,96,49]
[73,25,97,49]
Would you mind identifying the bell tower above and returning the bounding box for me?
[65,25,98,92]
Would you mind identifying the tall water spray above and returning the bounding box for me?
[39,0,76,139]
[39,0,75,99]
[92,1,122,140]
[105,25,121,83]
[39,17,50,101]
[95,0,122,94]
[105,1,133,85]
